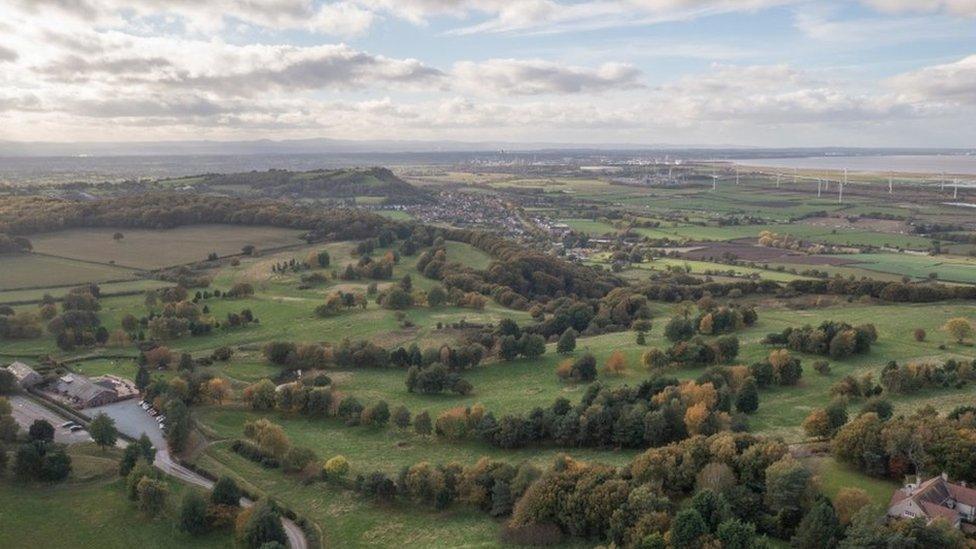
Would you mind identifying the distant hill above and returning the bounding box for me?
[176,167,431,204]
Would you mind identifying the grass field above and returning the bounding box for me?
[28,225,307,269]
[0,278,173,304]
[0,254,139,290]
[0,445,231,549]
[832,253,976,284]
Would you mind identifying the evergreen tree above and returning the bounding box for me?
[791,500,842,549]
[211,475,242,506]
[670,508,707,549]
[489,479,514,517]
[557,328,577,354]
[735,379,759,414]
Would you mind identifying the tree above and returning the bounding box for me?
[765,457,813,515]
[427,285,447,307]
[943,317,974,344]
[834,488,870,526]
[211,476,242,506]
[791,500,842,549]
[119,433,156,477]
[519,334,546,359]
[0,415,18,442]
[206,378,232,404]
[238,500,286,549]
[669,508,706,549]
[137,476,169,517]
[803,409,832,439]
[89,413,118,450]
[570,353,597,382]
[691,489,731,532]
[393,406,411,430]
[603,350,627,376]
[244,379,277,410]
[716,518,757,549]
[664,317,695,342]
[135,366,151,392]
[557,328,577,354]
[498,335,520,361]
[179,490,209,535]
[28,419,54,443]
[164,400,192,452]
[414,411,432,437]
[735,379,759,414]
[0,370,17,394]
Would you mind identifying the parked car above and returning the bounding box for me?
[156,415,166,423]
[140,402,150,410]
[148,409,158,417]
[60,421,76,428]
[69,425,85,432]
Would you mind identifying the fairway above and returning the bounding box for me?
[0,253,138,290]
[28,225,307,269]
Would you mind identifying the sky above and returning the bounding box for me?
[0,0,974,147]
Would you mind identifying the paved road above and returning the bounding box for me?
[31,396,309,549]
[8,395,91,444]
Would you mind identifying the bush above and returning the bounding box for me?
[179,491,210,535]
[282,446,317,473]
[237,500,286,549]
[211,476,242,506]
[813,360,831,375]
[324,455,350,480]
[231,440,280,469]
[913,328,926,342]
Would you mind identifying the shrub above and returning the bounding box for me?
[813,360,831,375]
[211,476,242,506]
[179,491,210,535]
[282,446,317,473]
[324,455,350,480]
[913,328,926,342]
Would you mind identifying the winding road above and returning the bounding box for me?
[33,397,309,549]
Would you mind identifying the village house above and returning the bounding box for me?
[5,361,42,389]
[888,473,976,530]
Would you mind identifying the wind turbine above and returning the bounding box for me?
[888,175,893,195]
[776,173,781,188]
[817,178,822,198]
[793,167,798,184]
[735,166,740,185]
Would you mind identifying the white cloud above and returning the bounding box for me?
[453,59,643,95]
[888,55,976,106]
[9,0,377,36]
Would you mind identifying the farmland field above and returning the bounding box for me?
[28,225,307,269]
[0,253,139,289]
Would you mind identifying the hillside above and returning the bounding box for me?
[179,167,432,204]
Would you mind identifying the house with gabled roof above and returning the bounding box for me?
[888,473,976,529]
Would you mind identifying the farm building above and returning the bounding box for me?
[51,373,118,409]
[5,361,42,389]
[888,473,976,529]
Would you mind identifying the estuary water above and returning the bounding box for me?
[736,155,976,176]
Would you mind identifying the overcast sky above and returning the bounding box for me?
[0,0,974,147]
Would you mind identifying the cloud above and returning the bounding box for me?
[0,45,18,63]
[888,55,976,106]
[859,0,976,17]
[9,0,377,36]
[452,59,643,95]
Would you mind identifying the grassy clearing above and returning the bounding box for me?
[806,455,900,507]
[376,210,414,221]
[28,225,306,269]
[444,241,493,270]
[0,254,139,290]
[0,445,231,549]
